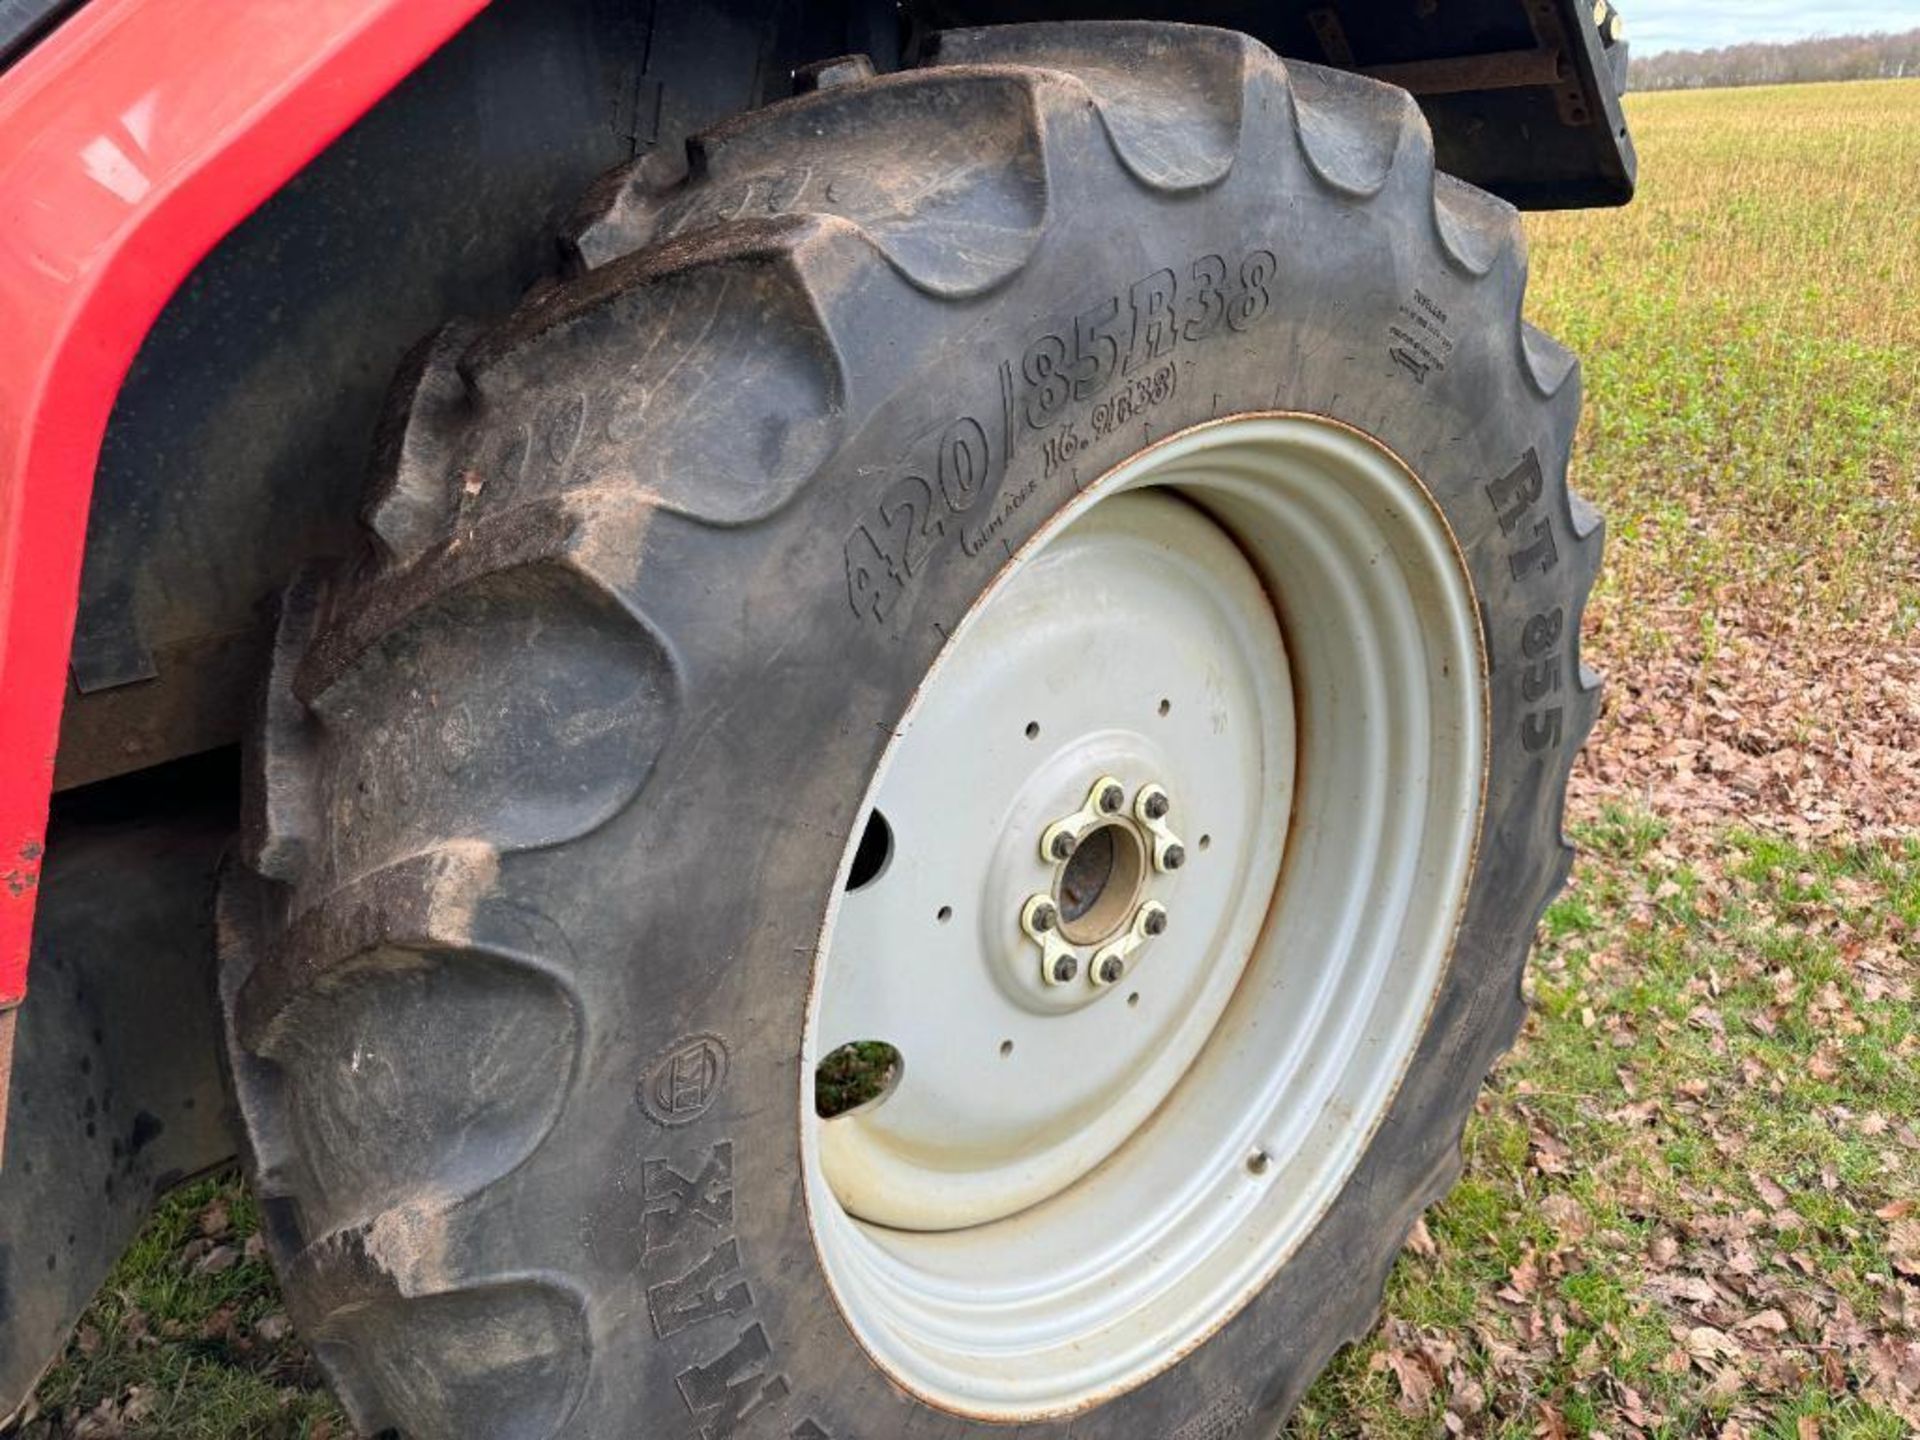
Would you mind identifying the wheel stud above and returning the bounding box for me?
[1163,843,1186,871]
[1031,902,1058,934]
[1142,789,1170,821]
[1144,908,1168,937]
[1040,776,1129,864]
[1052,955,1080,984]
[1097,956,1125,985]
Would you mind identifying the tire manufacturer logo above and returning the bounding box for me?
[638,1032,730,1127]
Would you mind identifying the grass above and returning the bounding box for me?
[12,1181,344,1439]
[1294,77,1920,1436]
[17,79,1920,1438]
[1295,820,1920,1434]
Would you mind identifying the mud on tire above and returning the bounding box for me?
[220,21,1600,1439]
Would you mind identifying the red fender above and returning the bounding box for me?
[0,0,490,1036]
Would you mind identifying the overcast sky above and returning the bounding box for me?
[1629,0,1920,55]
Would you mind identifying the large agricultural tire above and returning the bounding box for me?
[219,21,1600,1440]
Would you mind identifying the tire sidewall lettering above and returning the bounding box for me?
[843,245,1280,625]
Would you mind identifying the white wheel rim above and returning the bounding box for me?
[804,414,1487,1419]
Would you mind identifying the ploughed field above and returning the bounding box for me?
[17,78,1920,1440]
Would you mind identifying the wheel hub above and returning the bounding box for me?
[1022,774,1179,995]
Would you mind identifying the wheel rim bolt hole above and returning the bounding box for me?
[815,1041,903,1119]
[1246,1149,1272,1178]
[846,809,894,892]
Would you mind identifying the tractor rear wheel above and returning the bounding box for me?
[220,22,1600,1438]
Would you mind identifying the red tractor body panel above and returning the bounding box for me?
[0,0,487,1007]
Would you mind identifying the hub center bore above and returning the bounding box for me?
[1055,822,1146,946]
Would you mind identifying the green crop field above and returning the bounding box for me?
[15,79,1920,1439]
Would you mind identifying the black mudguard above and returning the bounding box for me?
[0,799,238,1420]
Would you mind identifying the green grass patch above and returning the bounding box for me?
[17,1178,347,1438]
[1299,821,1920,1434]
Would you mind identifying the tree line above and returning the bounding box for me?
[1630,28,1920,91]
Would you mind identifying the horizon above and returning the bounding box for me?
[1629,3,1920,57]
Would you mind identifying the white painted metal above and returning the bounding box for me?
[804,415,1487,1420]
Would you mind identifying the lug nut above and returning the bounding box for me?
[1098,956,1125,985]
[1049,832,1075,861]
[1142,790,1170,820]
[1143,908,1168,937]
[1030,902,1058,933]
[1162,843,1186,871]
[1051,955,1080,984]
[1099,784,1125,814]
